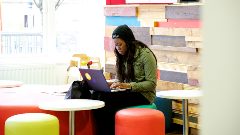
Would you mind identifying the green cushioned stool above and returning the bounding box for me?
[128,103,157,109]
[5,113,59,135]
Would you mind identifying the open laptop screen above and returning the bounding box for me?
[79,68,112,92]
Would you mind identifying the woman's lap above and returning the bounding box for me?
[91,91,150,135]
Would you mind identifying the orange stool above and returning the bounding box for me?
[115,108,165,135]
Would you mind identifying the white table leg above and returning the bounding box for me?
[182,99,189,135]
[69,111,75,135]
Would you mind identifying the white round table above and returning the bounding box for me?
[157,90,202,135]
[0,80,23,88]
[39,99,105,135]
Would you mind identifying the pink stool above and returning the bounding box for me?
[115,108,165,135]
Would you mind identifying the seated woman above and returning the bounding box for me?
[92,24,157,135]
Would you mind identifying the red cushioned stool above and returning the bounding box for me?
[115,108,165,135]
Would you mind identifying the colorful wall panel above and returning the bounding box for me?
[104,1,203,131]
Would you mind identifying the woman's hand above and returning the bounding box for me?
[110,82,131,89]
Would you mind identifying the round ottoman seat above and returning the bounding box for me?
[128,103,157,109]
[115,108,165,135]
[5,113,59,135]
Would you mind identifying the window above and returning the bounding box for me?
[0,0,105,60]
[1,0,42,55]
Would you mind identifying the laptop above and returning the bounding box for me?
[79,68,126,92]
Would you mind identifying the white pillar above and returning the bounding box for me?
[202,1,240,135]
[42,0,56,55]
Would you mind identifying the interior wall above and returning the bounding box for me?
[202,0,240,135]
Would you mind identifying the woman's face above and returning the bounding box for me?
[113,38,127,55]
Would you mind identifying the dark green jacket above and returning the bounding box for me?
[128,46,157,103]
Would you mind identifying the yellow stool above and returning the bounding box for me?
[5,113,59,135]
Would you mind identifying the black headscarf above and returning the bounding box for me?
[112,24,135,43]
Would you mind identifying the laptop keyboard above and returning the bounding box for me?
[111,88,126,92]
